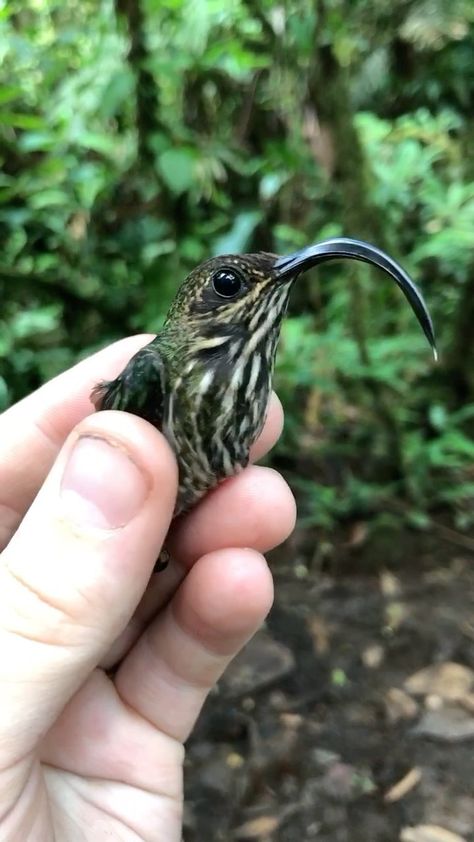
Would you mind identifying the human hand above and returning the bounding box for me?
[0,336,295,841]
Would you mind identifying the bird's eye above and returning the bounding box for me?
[212,268,242,299]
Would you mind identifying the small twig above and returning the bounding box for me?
[430,521,474,553]
[388,497,474,552]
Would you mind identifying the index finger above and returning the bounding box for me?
[0,336,284,550]
[0,335,154,550]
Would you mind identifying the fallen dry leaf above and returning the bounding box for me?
[346,521,369,547]
[221,630,295,697]
[307,615,331,655]
[424,694,444,711]
[404,663,474,701]
[384,600,408,631]
[226,752,244,769]
[234,815,280,839]
[412,706,474,742]
[385,688,419,723]
[380,570,402,597]
[279,712,303,730]
[459,692,474,714]
[361,643,385,669]
[400,824,467,842]
[384,767,421,802]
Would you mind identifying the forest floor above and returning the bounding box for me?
[184,523,474,842]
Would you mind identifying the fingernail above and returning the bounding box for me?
[61,435,150,529]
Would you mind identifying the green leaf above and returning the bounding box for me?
[11,305,62,340]
[0,86,23,105]
[429,403,448,430]
[157,148,196,195]
[0,375,9,411]
[213,211,262,255]
[28,190,71,210]
[0,112,45,130]
[17,131,56,152]
[331,668,348,687]
[77,131,118,157]
[259,172,288,201]
[407,510,431,530]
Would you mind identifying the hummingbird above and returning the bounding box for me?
[91,237,436,555]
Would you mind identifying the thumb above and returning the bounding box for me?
[0,411,177,767]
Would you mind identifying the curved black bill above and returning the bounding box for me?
[275,237,437,358]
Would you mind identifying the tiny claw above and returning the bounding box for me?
[153,549,171,573]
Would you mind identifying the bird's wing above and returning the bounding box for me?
[90,341,167,430]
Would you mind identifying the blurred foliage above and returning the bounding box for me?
[1,0,473,538]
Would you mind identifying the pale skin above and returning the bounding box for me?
[0,335,296,842]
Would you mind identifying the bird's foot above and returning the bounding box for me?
[153,548,171,573]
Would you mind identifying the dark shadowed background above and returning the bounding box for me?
[1,1,473,840]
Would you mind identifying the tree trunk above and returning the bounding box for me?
[114,0,164,164]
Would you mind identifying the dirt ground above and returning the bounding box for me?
[183,524,474,842]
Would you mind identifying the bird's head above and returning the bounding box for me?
[164,237,436,358]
